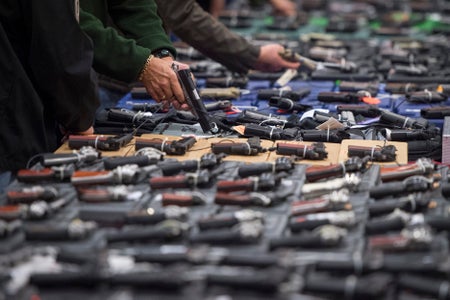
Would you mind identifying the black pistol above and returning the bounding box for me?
[173,65,219,133]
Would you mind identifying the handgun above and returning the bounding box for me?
[173,65,219,133]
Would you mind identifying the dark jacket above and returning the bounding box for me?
[0,0,99,172]
[80,0,176,83]
[156,0,260,74]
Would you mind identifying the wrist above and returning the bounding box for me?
[138,54,154,81]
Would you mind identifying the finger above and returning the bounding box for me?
[159,78,173,100]
[180,103,190,111]
[146,84,165,102]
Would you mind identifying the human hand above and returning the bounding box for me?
[140,56,190,110]
[270,0,297,16]
[253,44,300,72]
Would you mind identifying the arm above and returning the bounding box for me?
[80,0,186,108]
[79,8,151,83]
[156,0,258,74]
[156,0,299,73]
[107,0,176,56]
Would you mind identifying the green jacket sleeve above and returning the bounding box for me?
[155,0,260,74]
[80,0,176,83]
[79,8,150,82]
[107,0,176,55]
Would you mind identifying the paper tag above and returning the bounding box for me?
[275,69,298,87]
[316,117,346,130]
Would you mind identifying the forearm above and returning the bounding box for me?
[108,0,176,56]
[79,8,150,82]
[156,0,260,74]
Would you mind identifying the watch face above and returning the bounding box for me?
[156,49,172,58]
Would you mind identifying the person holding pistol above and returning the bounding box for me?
[79,0,188,110]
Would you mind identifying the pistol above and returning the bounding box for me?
[257,88,311,101]
[149,170,210,189]
[135,136,197,155]
[6,186,58,204]
[290,189,351,216]
[39,146,100,167]
[305,156,370,182]
[237,157,294,177]
[189,220,263,244]
[274,142,328,160]
[379,158,435,182]
[268,96,312,112]
[347,144,397,162]
[173,65,219,133]
[269,225,347,250]
[71,165,140,186]
[211,136,267,155]
[17,165,74,183]
[68,133,134,151]
[420,106,450,119]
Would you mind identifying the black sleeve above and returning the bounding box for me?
[28,0,99,132]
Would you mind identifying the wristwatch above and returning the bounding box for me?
[153,49,173,59]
